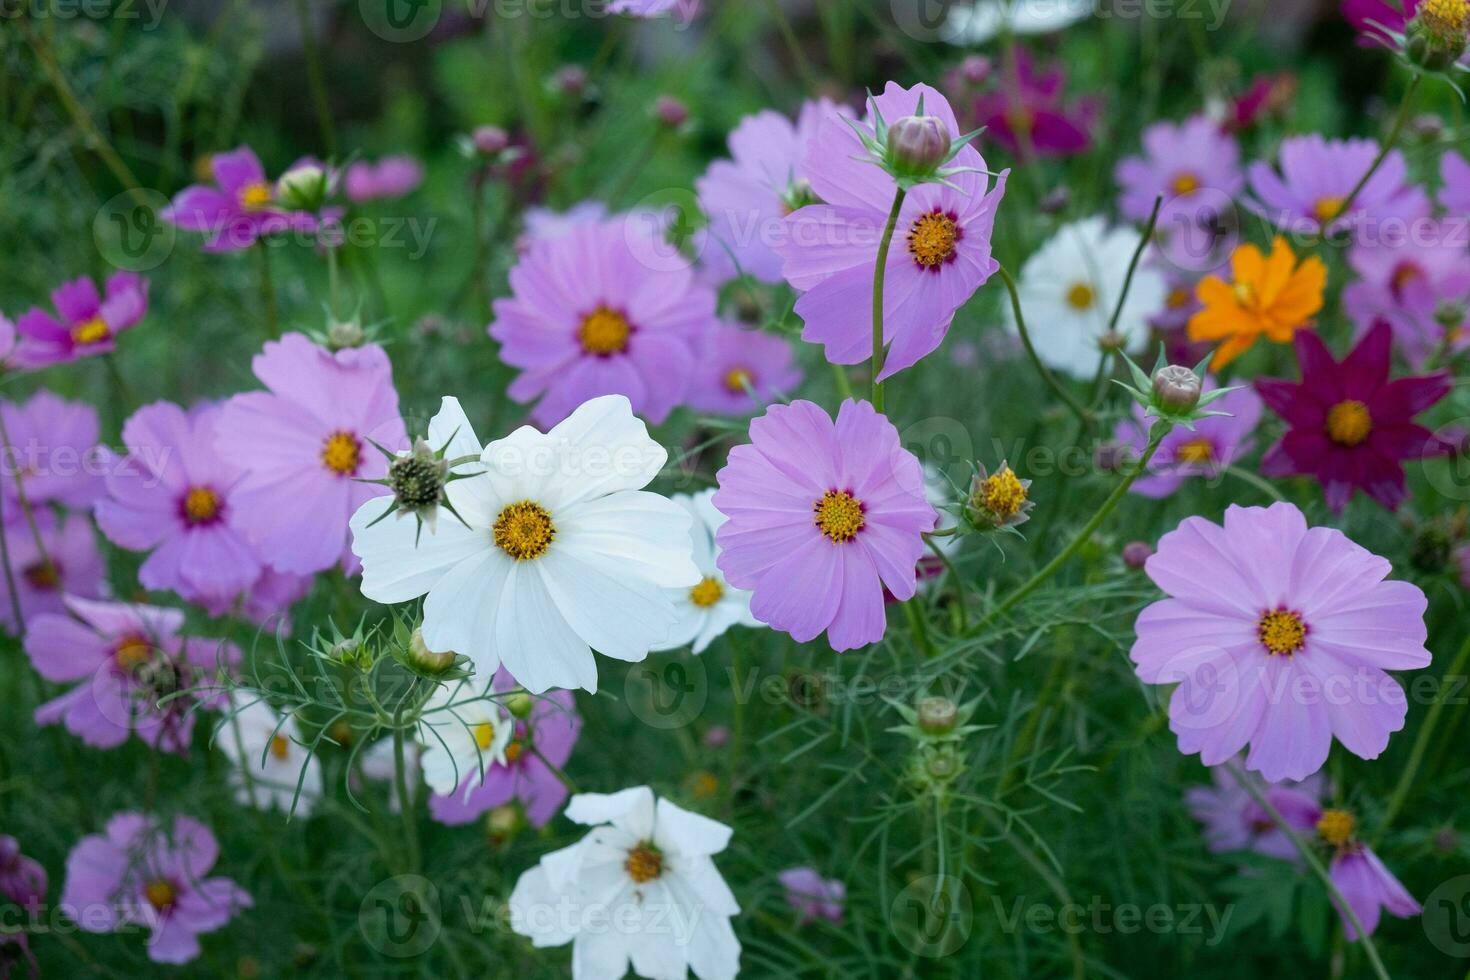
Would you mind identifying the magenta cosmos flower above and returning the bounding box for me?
[1,390,105,509]
[1343,0,1421,46]
[62,812,251,965]
[695,99,837,284]
[776,82,1007,379]
[96,402,262,608]
[15,271,147,366]
[429,668,582,828]
[970,47,1096,158]
[1440,152,1470,215]
[1115,381,1263,498]
[0,511,104,634]
[778,868,845,925]
[1115,115,1244,223]
[1246,135,1429,238]
[712,399,936,651]
[1343,221,1470,366]
[344,156,423,202]
[215,334,404,575]
[490,216,715,426]
[685,320,803,416]
[0,837,46,911]
[1131,502,1431,782]
[1256,322,1452,513]
[1185,761,1324,863]
[28,596,237,754]
[162,146,326,252]
[1330,841,1421,940]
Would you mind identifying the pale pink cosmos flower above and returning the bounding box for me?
[0,391,106,509]
[0,511,104,634]
[685,320,803,416]
[778,867,845,925]
[343,156,424,202]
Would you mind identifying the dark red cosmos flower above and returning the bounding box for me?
[1255,322,1451,513]
[1342,0,1420,47]
[969,47,1096,159]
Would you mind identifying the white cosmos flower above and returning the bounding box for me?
[1005,216,1167,379]
[220,698,323,816]
[350,394,700,694]
[654,490,759,655]
[416,678,513,799]
[509,786,740,980]
[943,0,1093,44]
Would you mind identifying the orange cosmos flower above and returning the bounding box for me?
[1187,237,1326,368]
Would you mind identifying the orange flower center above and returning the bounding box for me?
[579,306,632,356]
[144,879,177,911]
[1170,172,1201,195]
[1326,400,1372,447]
[979,466,1027,517]
[908,211,959,269]
[813,490,865,543]
[1065,282,1095,311]
[722,367,753,394]
[689,576,724,608]
[473,721,497,750]
[493,501,555,560]
[72,315,110,345]
[625,843,663,883]
[1311,196,1345,224]
[1257,609,1307,655]
[1166,286,1193,310]
[321,430,361,475]
[1175,438,1214,464]
[114,635,153,670]
[23,561,59,591]
[269,734,291,760]
[183,486,221,525]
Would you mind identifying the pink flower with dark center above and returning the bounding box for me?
[685,320,803,416]
[162,146,329,252]
[1246,134,1430,238]
[1255,322,1452,513]
[776,82,1007,380]
[214,334,405,575]
[1342,220,1470,366]
[970,47,1096,158]
[0,391,105,509]
[1185,762,1324,863]
[1131,502,1431,782]
[344,156,424,202]
[15,271,147,366]
[713,399,937,651]
[0,511,104,634]
[96,402,262,609]
[61,813,251,964]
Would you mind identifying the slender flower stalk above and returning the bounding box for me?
[393,695,420,874]
[1091,195,1163,407]
[1378,630,1470,837]
[871,187,907,410]
[997,264,1092,430]
[0,409,54,585]
[1313,76,1421,247]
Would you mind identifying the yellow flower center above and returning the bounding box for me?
[1175,438,1214,464]
[1421,0,1470,36]
[114,635,153,671]
[144,879,177,911]
[578,305,632,356]
[1065,282,1095,311]
[689,576,724,608]
[269,734,291,760]
[23,561,59,590]
[907,211,960,269]
[1257,609,1307,655]
[1312,196,1345,224]
[320,430,362,476]
[689,769,719,798]
[493,501,556,560]
[505,741,523,764]
[72,315,110,345]
[183,486,221,525]
[473,721,497,750]
[1391,262,1423,295]
[813,490,865,543]
[1326,400,1372,447]
[1316,808,1357,848]
[1005,106,1034,138]
[1232,280,1257,308]
[1170,172,1201,195]
[722,367,753,395]
[980,466,1027,518]
[625,843,663,883]
[238,181,273,211]
[1167,286,1193,310]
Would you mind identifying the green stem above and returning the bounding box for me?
[1316,75,1420,247]
[392,701,421,874]
[294,0,337,157]
[997,264,1091,430]
[0,479,25,633]
[0,409,53,582]
[1377,631,1470,838]
[1223,464,1286,502]
[976,424,1169,630]
[871,187,907,412]
[1226,764,1391,980]
[830,361,855,403]
[1107,195,1163,336]
[763,0,818,92]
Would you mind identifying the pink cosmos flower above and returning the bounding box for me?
[712,399,937,651]
[519,201,608,250]
[778,867,845,925]
[0,391,105,509]
[96,402,262,609]
[0,313,35,372]
[970,47,1096,158]
[209,568,312,635]
[696,99,838,284]
[28,596,237,754]
[1246,135,1430,238]
[1150,265,1207,334]
[1255,322,1452,513]
[343,156,423,202]
[1330,844,1421,940]
[0,837,46,912]
[1185,762,1324,863]
[1343,0,1420,46]
[1115,116,1244,223]
[61,813,252,965]
[1342,221,1470,366]
[490,217,715,426]
[0,512,104,634]
[1115,381,1263,498]
[15,271,147,366]
[1441,152,1470,216]
[215,334,405,575]
[776,82,1007,379]
[428,668,582,828]
[1130,502,1431,782]
[685,321,803,416]
[162,146,327,252]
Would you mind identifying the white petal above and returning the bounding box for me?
[538,548,682,662]
[572,928,632,980]
[566,786,656,836]
[558,491,701,588]
[509,863,577,948]
[350,495,489,604]
[495,562,597,694]
[427,396,484,471]
[505,395,667,509]
[421,550,512,678]
[654,797,732,856]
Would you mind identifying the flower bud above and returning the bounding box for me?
[958,54,992,85]
[388,439,451,520]
[553,64,588,97]
[486,804,524,843]
[654,95,689,129]
[1122,541,1154,569]
[887,115,950,177]
[326,317,365,350]
[1039,186,1071,215]
[408,629,455,675]
[472,125,510,156]
[1408,0,1469,71]
[702,725,731,748]
[1152,364,1202,414]
[276,164,328,212]
[505,690,533,719]
[917,696,959,735]
[1097,329,1127,353]
[922,744,963,783]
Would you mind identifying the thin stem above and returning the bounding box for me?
[997,264,1091,430]
[0,480,25,633]
[1226,764,1391,980]
[529,743,579,795]
[392,701,421,874]
[1316,75,1420,247]
[976,424,1169,630]
[1106,195,1163,336]
[763,0,818,92]
[294,0,338,157]
[1378,630,1470,837]
[256,243,279,339]
[1223,464,1285,502]
[871,187,907,411]
[830,361,855,403]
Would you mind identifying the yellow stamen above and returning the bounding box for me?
[980,466,1027,518]
[1326,400,1372,447]
[579,305,632,356]
[505,741,523,764]
[72,315,110,346]
[144,879,176,911]
[625,843,663,883]
[473,721,497,750]
[813,490,865,543]
[1175,438,1214,464]
[722,367,753,395]
[1170,172,1201,195]
[183,486,221,525]
[689,576,724,608]
[907,211,959,269]
[320,430,362,476]
[1257,609,1307,655]
[1421,0,1470,37]
[1312,196,1345,225]
[269,734,291,760]
[238,181,273,211]
[114,636,153,670]
[1316,808,1356,848]
[1167,286,1193,310]
[1065,282,1095,311]
[493,501,556,560]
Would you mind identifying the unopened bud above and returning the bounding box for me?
[1408,0,1469,71]
[655,95,689,129]
[276,165,328,212]
[327,318,365,350]
[888,115,950,177]
[1152,364,1202,413]
[1122,541,1155,569]
[408,629,455,674]
[554,64,588,97]
[505,690,533,719]
[959,54,992,85]
[917,696,959,735]
[472,125,510,156]
[487,804,524,842]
